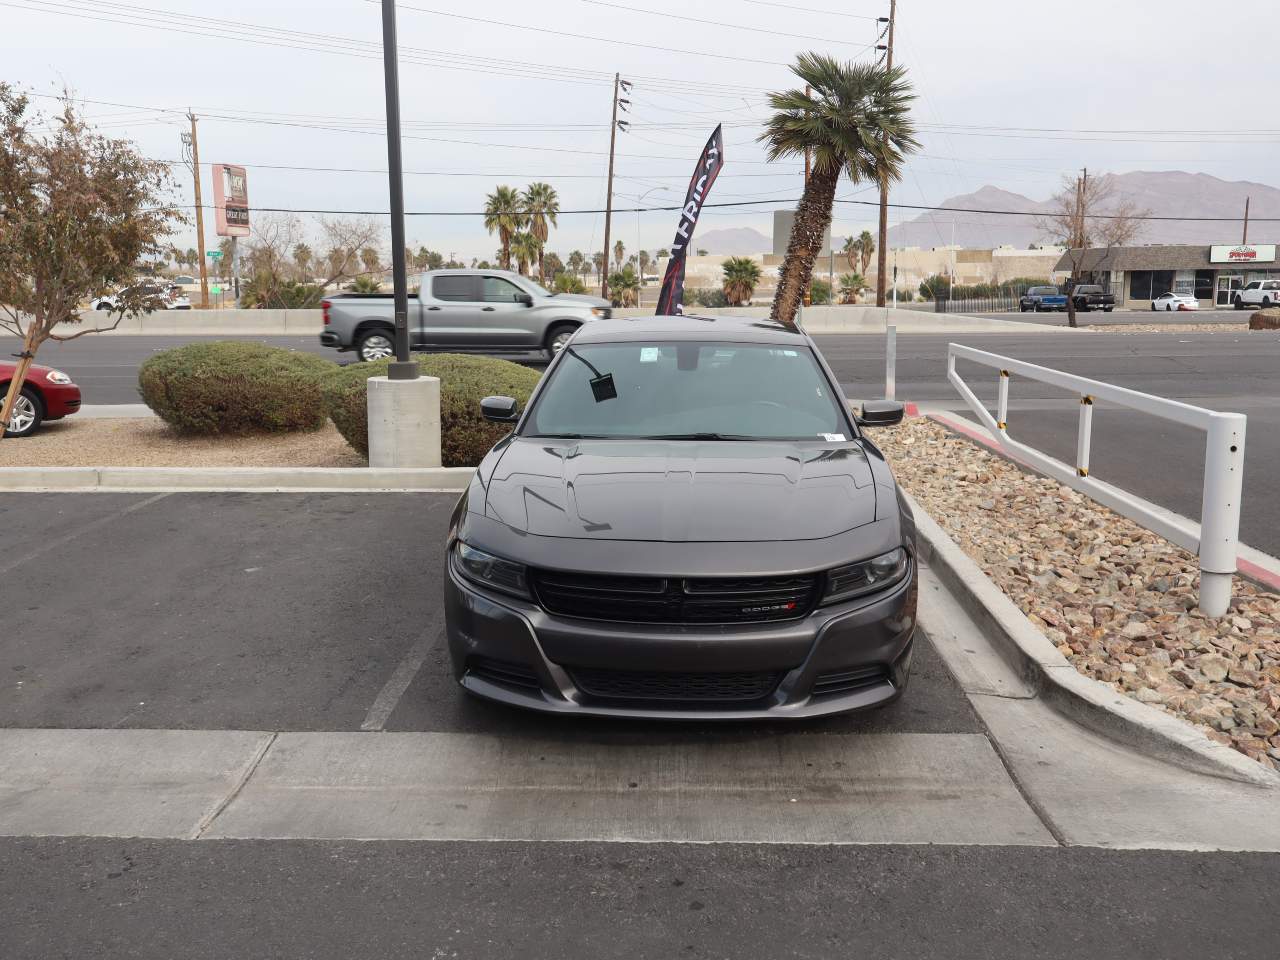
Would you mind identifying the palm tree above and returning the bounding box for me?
[721,257,762,306]
[638,250,652,279]
[523,182,560,283]
[483,185,525,270]
[613,239,625,271]
[841,235,859,273]
[567,250,585,281]
[592,251,605,280]
[511,231,540,276]
[839,272,865,304]
[857,229,875,275]
[607,266,640,307]
[760,55,917,325]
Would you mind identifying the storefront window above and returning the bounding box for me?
[1194,270,1214,300]
[1130,271,1152,300]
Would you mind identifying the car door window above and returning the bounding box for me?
[1245,282,1260,291]
[483,277,525,303]
[432,276,478,301]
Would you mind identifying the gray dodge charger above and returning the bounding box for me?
[443,314,917,719]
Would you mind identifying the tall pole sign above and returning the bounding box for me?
[212,164,250,308]
[380,0,417,379]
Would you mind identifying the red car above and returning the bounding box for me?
[1,361,82,437]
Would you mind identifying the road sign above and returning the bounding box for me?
[207,250,224,260]
[211,285,222,294]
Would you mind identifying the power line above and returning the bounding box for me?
[581,0,871,46]
[388,1,790,67]
[738,0,883,20]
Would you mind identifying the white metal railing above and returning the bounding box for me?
[946,343,1247,616]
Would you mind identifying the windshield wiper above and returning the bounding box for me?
[529,433,612,439]
[639,432,755,441]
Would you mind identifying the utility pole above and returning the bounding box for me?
[182,112,210,309]
[1243,196,1251,244]
[380,0,416,377]
[602,73,622,301]
[874,0,896,308]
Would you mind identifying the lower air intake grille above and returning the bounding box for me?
[570,668,782,703]
[811,664,891,697]
[467,656,541,691]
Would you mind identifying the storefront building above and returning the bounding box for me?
[1054,243,1279,308]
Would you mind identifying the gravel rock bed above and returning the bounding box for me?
[877,417,1280,769]
[0,418,364,468]
[1085,322,1251,333]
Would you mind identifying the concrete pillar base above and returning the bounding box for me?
[366,376,442,468]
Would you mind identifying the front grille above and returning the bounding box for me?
[467,656,541,691]
[570,668,782,704]
[811,664,891,697]
[531,570,819,625]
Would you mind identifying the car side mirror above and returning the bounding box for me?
[480,395,519,422]
[516,292,534,307]
[857,399,905,427]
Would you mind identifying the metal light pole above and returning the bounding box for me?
[380,0,417,379]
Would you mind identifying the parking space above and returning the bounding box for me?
[1,492,979,739]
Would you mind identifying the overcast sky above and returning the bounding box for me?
[9,0,1279,259]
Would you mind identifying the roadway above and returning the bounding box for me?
[23,327,1280,556]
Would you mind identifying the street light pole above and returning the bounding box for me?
[380,0,417,379]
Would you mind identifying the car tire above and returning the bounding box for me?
[1264,297,1273,309]
[356,329,396,362]
[1103,307,1113,312]
[545,323,579,357]
[1151,303,1157,311]
[1234,296,1244,310]
[3,387,44,438]
[96,301,112,311]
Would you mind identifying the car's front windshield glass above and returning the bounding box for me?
[523,341,849,441]
[524,279,552,297]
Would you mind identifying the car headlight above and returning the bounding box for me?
[454,541,531,599]
[45,370,73,384]
[590,307,609,318]
[822,548,909,605]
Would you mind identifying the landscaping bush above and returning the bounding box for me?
[323,353,542,466]
[809,278,832,305]
[138,341,335,435]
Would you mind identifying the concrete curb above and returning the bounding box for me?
[0,465,475,493]
[906,490,1279,788]
[927,409,1280,594]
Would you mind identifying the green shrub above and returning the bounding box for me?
[323,353,543,466]
[809,278,832,305]
[687,287,729,308]
[138,341,335,435]
[918,274,951,300]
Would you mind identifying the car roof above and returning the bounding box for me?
[426,267,524,280]
[572,314,811,345]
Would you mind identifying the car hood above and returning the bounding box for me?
[481,438,876,542]
[546,293,611,309]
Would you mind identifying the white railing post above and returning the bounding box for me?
[996,370,1009,431]
[1076,396,1093,477]
[1198,414,1247,617]
[885,325,896,400]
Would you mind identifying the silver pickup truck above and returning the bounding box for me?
[319,268,612,361]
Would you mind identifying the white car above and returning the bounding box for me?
[1234,279,1280,310]
[91,284,191,311]
[1151,292,1199,312]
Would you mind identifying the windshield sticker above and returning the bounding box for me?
[821,433,846,442]
[639,347,660,363]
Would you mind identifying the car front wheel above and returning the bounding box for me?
[1234,296,1244,310]
[546,323,579,356]
[3,387,44,438]
[357,330,395,362]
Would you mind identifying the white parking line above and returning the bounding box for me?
[360,636,433,732]
[0,492,169,576]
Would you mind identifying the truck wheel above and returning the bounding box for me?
[545,323,578,356]
[3,387,44,438]
[1234,296,1244,310]
[357,329,395,362]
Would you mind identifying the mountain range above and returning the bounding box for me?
[695,172,1278,254]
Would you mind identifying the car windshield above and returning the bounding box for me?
[1075,286,1102,293]
[1031,287,1057,295]
[523,341,849,441]
[525,279,552,297]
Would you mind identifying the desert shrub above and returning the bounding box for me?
[553,272,586,294]
[323,353,543,466]
[686,287,729,308]
[918,274,951,300]
[809,278,832,305]
[138,341,335,434]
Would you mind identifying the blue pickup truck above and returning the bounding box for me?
[1019,285,1068,312]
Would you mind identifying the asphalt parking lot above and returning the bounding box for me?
[0,492,977,738]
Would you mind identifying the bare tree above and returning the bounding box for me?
[0,85,180,438]
[1037,171,1147,328]
[317,216,382,289]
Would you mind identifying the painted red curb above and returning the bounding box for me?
[904,402,919,417]
[927,412,1280,591]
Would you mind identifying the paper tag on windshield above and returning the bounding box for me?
[821,433,846,442]
[639,347,659,363]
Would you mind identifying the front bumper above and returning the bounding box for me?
[44,384,83,418]
[443,558,917,719]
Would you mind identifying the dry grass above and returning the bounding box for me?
[0,418,365,468]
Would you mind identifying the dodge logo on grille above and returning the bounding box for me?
[741,601,798,614]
